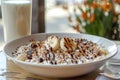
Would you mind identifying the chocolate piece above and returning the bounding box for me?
[31,43,37,49]
[27,54,32,59]
[27,51,33,59]
[38,57,44,63]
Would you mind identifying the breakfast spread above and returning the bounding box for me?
[12,35,108,65]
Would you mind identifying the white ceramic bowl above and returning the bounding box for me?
[3,33,117,78]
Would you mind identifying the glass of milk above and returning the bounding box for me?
[1,0,32,43]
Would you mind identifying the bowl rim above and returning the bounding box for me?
[3,33,118,67]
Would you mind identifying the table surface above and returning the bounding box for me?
[0,41,120,80]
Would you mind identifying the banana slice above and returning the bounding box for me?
[47,35,60,51]
[16,53,27,61]
[60,37,76,51]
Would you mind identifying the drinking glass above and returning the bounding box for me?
[1,0,32,43]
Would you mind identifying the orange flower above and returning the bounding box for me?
[89,14,95,22]
[114,0,120,3]
[81,12,88,20]
[84,1,91,7]
[113,16,118,22]
[73,25,81,32]
[114,11,119,16]
[92,1,98,8]
[113,12,118,22]
[101,1,113,12]
[84,1,88,5]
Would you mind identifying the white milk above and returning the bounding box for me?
[1,0,31,43]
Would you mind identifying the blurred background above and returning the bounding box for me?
[0,0,120,48]
[45,0,120,40]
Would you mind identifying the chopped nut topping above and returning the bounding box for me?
[13,35,108,65]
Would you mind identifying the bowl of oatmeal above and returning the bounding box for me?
[3,33,117,77]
